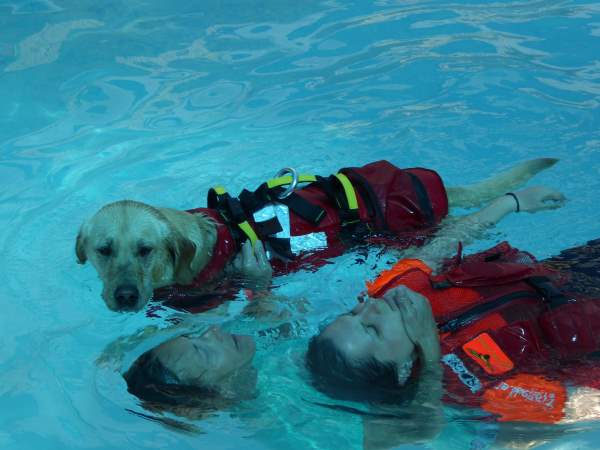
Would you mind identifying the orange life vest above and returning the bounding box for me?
[366,242,600,423]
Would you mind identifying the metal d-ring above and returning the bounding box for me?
[274,167,298,199]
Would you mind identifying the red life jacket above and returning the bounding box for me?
[366,242,600,424]
[270,162,448,274]
[154,161,448,310]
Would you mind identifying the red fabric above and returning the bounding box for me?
[151,208,240,308]
[288,160,448,240]
[433,241,543,287]
[184,208,238,285]
[539,299,600,359]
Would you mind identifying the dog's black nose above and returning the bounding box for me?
[114,285,139,309]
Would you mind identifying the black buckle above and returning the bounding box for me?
[527,276,572,308]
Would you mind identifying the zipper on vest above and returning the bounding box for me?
[438,291,541,333]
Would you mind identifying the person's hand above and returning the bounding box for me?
[232,240,273,290]
[382,286,437,349]
[512,186,566,213]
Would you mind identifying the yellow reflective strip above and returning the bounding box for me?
[237,221,258,247]
[298,174,317,183]
[266,176,289,188]
[212,186,227,195]
[266,174,317,188]
[335,173,359,210]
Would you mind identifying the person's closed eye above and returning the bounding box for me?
[364,324,380,337]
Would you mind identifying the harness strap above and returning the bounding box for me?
[438,290,540,333]
[252,216,283,237]
[437,276,569,333]
[242,183,326,225]
[207,187,259,247]
[266,237,294,260]
[208,182,324,252]
[278,192,327,224]
[527,276,572,309]
[266,174,317,188]
[340,168,388,231]
[407,172,435,227]
[314,174,361,225]
[334,173,359,210]
[237,221,259,247]
[206,168,372,252]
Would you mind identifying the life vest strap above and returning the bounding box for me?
[314,174,361,225]
[406,172,435,227]
[252,216,283,237]
[266,174,317,188]
[236,221,259,247]
[278,192,327,224]
[241,183,327,226]
[205,167,379,253]
[438,290,541,333]
[527,276,572,309]
[207,187,260,247]
[340,168,388,231]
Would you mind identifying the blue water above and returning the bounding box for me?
[1,1,600,449]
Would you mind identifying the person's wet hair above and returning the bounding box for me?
[124,349,220,409]
[305,334,417,404]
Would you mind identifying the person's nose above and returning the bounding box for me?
[204,326,225,341]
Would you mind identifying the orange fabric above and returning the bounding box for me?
[366,259,432,297]
[463,332,514,375]
[367,256,570,425]
[482,374,566,423]
[365,258,481,318]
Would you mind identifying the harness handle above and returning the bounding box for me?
[273,167,298,199]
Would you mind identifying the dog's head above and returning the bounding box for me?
[75,200,199,312]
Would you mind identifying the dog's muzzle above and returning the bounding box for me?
[114,284,140,310]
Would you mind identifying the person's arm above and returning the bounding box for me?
[362,287,445,450]
[389,286,443,403]
[229,240,309,320]
[404,186,565,270]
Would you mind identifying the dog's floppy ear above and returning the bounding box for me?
[167,232,198,284]
[75,229,87,264]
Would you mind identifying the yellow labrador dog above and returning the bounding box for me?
[76,159,558,312]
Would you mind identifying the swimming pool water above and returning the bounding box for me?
[1,1,599,449]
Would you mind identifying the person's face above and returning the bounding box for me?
[321,295,415,373]
[153,326,256,387]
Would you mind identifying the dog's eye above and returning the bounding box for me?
[139,246,153,257]
[97,246,112,257]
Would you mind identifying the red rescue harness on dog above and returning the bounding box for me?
[205,160,447,275]
[154,161,448,309]
[366,242,600,423]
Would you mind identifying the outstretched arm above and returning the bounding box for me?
[363,287,444,449]
[404,186,565,271]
